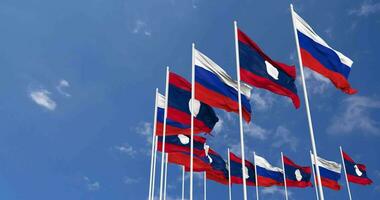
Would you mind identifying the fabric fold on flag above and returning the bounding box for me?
[283,155,312,188]
[311,154,342,190]
[238,28,300,108]
[255,154,284,187]
[194,49,252,122]
[293,10,357,94]
[229,152,256,186]
[342,151,373,185]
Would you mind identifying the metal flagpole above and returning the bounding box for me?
[164,153,168,200]
[152,136,159,200]
[253,152,259,200]
[290,4,324,200]
[182,166,185,200]
[233,20,248,200]
[190,43,195,200]
[310,151,320,200]
[281,152,289,200]
[340,146,353,200]
[159,67,170,200]
[148,89,159,200]
[228,148,232,200]
[204,172,207,200]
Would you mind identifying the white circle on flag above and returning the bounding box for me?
[295,169,302,181]
[177,134,189,145]
[354,165,363,177]
[188,98,201,117]
[243,166,250,179]
[265,60,279,80]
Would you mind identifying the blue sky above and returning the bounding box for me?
[0,0,380,199]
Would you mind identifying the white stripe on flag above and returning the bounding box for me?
[157,93,166,109]
[310,153,342,174]
[254,154,283,172]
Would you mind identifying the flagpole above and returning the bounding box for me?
[234,20,248,200]
[159,67,170,200]
[190,43,195,200]
[281,152,288,200]
[228,148,232,200]
[164,153,168,200]
[182,166,185,200]
[290,4,324,200]
[152,136,159,200]
[310,151,320,200]
[204,172,207,200]
[148,89,159,200]
[340,146,353,200]
[253,152,259,200]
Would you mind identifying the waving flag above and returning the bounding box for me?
[311,154,342,190]
[255,154,284,187]
[194,49,252,122]
[157,134,206,156]
[168,152,212,172]
[229,152,256,186]
[292,10,357,94]
[204,147,229,185]
[238,28,300,108]
[283,155,312,188]
[342,151,373,185]
[156,72,219,136]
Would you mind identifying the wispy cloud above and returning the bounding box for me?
[328,96,380,135]
[302,68,331,94]
[244,123,269,140]
[251,91,275,111]
[56,79,71,97]
[123,176,141,184]
[113,143,137,157]
[261,186,292,198]
[132,20,151,36]
[213,119,224,134]
[83,176,100,191]
[29,89,57,111]
[271,126,298,152]
[349,1,380,16]
[136,122,153,143]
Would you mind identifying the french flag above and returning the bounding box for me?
[311,154,342,190]
[254,154,284,187]
[238,28,300,109]
[293,10,357,94]
[229,152,256,186]
[157,134,206,156]
[342,151,373,185]
[283,155,312,188]
[194,49,252,122]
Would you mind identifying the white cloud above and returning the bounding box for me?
[29,89,57,111]
[132,20,151,36]
[83,176,100,191]
[251,91,275,111]
[302,68,330,94]
[124,176,140,184]
[261,187,292,198]
[349,1,380,16]
[213,119,223,134]
[328,96,380,135]
[244,123,269,140]
[136,122,153,143]
[56,79,71,97]
[114,144,137,157]
[271,126,298,152]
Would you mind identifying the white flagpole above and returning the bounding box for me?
[253,152,259,200]
[340,146,353,200]
[233,20,248,200]
[290,4,325,200]
[148,89,159,200]
[310,151,320,200]
[190,43,195,200]
[281,152,289,200]
[228,148,232,200]
[152,136,159,200]
[204,172,207,200]
[182,166,185,200]
[164,153,168,200]
[159,67,170,200]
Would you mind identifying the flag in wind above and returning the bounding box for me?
[157,134,206,156]
[283,155,312,188]
[292,10,357,94]
[342,151,373,185]
[229,152,256,186]
[311,154,342,190]
[238,28,300,108]
[204,147,229,185]
[194,49,252,122]
[255,154,284,187]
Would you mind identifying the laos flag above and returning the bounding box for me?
[283,155,312,188]
[229,152,256,186]
[342,150,373,185]
[254,154,284,187]
[238,28,300,109]
[311,154,342,190]
[168,152,212,172]
[194,49,252,122]
[293,10,357,94]
[204,147,229,185]
[157,134,206,156]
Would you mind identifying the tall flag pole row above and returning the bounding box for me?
[146,4,373,200]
